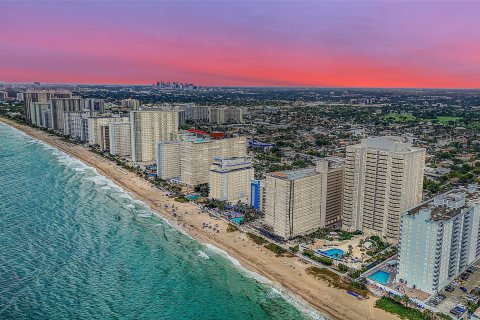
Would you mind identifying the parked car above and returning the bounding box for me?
[460,287,468,293]
[445,286,455,292]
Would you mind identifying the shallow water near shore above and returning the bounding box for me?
[0,123,323,320]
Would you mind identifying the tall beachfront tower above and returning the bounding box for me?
[342,136,426,243]
[109,122,131,157]
[264,158,345,240]
[397,188,480,294]
[130,110,179,163]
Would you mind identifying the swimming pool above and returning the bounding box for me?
[369,270,390,285]
[318,248,344,259]
[230,217,244,224]
[185,194,200,200]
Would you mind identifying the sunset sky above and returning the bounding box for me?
[1,1,480,88]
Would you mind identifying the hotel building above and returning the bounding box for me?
[397,187,480,294]
[130,110,179,163]
[180,137,247,186]
[208,156,254,203]
[265,158,345,239]
[156,136,247,186]
[342,136,426,243]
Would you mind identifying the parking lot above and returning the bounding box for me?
[430,261,480,317]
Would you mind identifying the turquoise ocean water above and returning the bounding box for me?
[0,123,323,320]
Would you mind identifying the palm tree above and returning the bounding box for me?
[422,309,434,320]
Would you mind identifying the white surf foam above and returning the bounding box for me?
[204,243,272,285]
[197,250,210,260]
[204,243,325,320]
[137,213,153,218]
[2,123,325,320]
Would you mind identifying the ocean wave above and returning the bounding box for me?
[137,213,153,218]
[2,123,324,320]
[197,250,210,259]
[268,288,326,320]
[204,243,325,320]
[204,243,272,285]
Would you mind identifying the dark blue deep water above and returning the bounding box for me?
[0,123,321,320]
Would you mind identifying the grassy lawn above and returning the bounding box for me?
[375,297,426,320]
[264,243,287,256]
[306,267,369,296]
[385,112,416,122]
[247,233,268,245]
[437,116,463,124]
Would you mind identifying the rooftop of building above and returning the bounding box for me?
[353,136,420,153]
[323,156,346,167]
[268,168,317,181]
[406,185,480,221]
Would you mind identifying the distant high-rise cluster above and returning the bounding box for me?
[155,81,196,90]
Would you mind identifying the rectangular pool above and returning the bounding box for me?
[369,270,390,285]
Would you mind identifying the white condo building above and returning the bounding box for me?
[342,136,426,243]
[180,104,210,122]
[156,141,181,180]
[130,110,179,163]
[397,187,480,294]
[88,116,129,151]
[50,98,84,132]
[209,107,244,124]
[84,98,105,113]
[29,102,52,129]
[208,156,254,203]
[24,90,72,123]
[120,98,140,110]
[265,158,345,239]
[63,111,98,141]
[109,122,131,156]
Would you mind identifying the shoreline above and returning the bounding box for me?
[0,118,398,320]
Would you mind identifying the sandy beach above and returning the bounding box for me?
[1,118,398,320]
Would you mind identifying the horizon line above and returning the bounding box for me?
[2,81,480,91]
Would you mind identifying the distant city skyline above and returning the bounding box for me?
[1,1,480,88]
